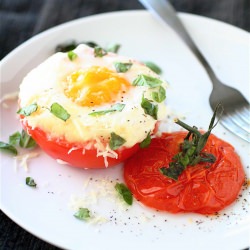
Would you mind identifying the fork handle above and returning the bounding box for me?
[139,0,216,79]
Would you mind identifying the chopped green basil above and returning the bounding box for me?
[26,177,37,187]
[55,41,100,52]
[74,208,91,221]
[94,46,107,57]
[19,130,36,148]
[140,132,151,148]
[55,41,78,52]
[89,103,125,116]
[85,41,99,48]
[17,103,38,116]
[0,141,17,155]
[68,51,77,61]
[50,103,70,121]
[114,62,133,73]
[9,130,36,149]
[106,44,121,53]
[115,183,133,205]
[151,86,166,103]
[144,61,162,74]
[9,131,21,145]
[109,132,126,150]
[141,95,158,120]
[133,75,162,88]
[160,104,223,181]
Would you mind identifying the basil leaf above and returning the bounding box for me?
[160,163,185,181]
[89,103,125,116]
[0,141,18,155]
[94,46,107,57]
[132,75,162,88]
[85,41,99,48]
[114,62,132,73]
[17,103,38,116]
[115,183,133,205]
[50,103,70,121]
[55,41,78,52]
[109,132,126,150]
[26,177,37,187]
[140,132,151,148]
[55,41,100,52]
[144,61,162,74]
[68,51,77,61]
[74,208,91,221]
[19,130,36,148]
[9,131,21,145]
[151,86,166,103]
[141,96,158,120]
[107,44,121,53]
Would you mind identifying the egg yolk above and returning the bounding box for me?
[64,66,130,107]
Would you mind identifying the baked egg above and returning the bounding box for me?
[18,44,167,168]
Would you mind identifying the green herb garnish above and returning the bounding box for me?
[140,132,151,148]
[26,177,37,187]
[94,46,107,57]
[109,132,126,150]
[151,86,166,103]
[115,183,133,205]
[107,44,121,53]
[141,95,158,120]
[133,74,162,88]
[85,41,99,48]
[0,141,18,155]
[88,103,125,116]
[9,132,22,146]
[114,62,133,73]
[17,103,38,116]
[74,208,91,221]
[160,104,223,181]
[50,102,70,121]
[55,41,101,52]
[0,130,36,156]
[144,61,162,74]
[19,130,36,148]
[68,51,77,61]
[9,130,36,149]
[55,41,78,52]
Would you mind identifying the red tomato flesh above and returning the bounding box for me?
[124,132,245,214]
[23,123,139,169]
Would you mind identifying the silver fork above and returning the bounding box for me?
[139,0,250,143]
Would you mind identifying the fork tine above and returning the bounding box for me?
[230,114,250,133]
[226,107,250,132]
[220,116,250,143]
[239,106,250,122]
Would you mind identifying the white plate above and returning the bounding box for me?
[0,10,249,250]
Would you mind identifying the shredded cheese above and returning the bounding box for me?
[56,159,69,165]
[69,176,130,225]
[94,137,118,167]
[14,152,39,171]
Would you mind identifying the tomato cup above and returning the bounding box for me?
[21,119,142,168]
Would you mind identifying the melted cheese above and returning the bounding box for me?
[19,44,168,150]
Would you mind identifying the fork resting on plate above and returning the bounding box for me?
[139,0,250,143]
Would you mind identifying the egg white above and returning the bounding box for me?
[19,44,167,150]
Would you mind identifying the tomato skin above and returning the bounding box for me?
[124,132,245,214]
[23,122,139,169]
